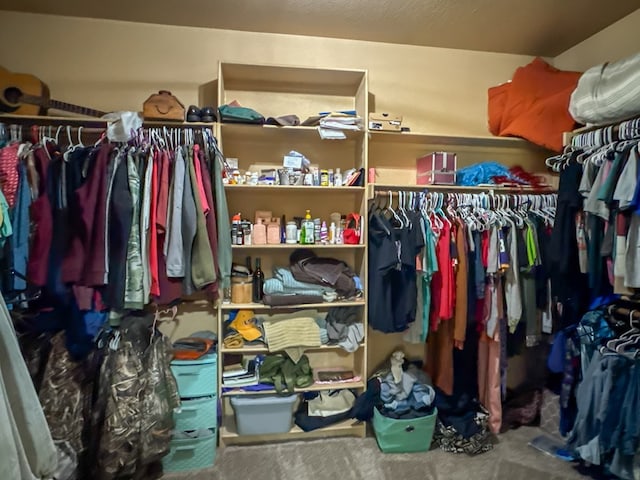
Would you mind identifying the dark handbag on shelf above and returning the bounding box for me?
[142,90,185,121]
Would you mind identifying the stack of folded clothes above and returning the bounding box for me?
[263,267,336,306]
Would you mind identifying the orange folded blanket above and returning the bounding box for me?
[488,58,582,152]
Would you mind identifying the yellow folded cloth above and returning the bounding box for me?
[263,317,322,354]
[223,333,244,349]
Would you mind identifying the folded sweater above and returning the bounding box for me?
[263,267,336,297]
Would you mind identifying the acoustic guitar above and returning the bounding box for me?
[0,66,107,117]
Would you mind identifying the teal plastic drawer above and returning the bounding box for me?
[372,407,437,453]
[174,396,217,432]
[162,430,216,473]
[171,354,217,398]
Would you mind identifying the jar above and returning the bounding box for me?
[231,277,253,304]
[320,169,329,186]
[285,221,298,244]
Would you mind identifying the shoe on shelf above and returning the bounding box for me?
[186,105,202,122]
[200,106,217,123]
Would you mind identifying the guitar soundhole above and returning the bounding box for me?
[4,87,22,104]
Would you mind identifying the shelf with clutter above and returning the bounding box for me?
[216,62,369,445]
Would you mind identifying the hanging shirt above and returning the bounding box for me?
[404,214,437,343]
[156,150,170,234]
[453,223,468,348]
[199,149,220,297]
[8,163,30,292]
[140,151,154,302]
[613,147,638,210]
[0,143,20,207]
[103,153,132,309]
[192,144,210,216]
[124,152,144,309]
[187,146,216,289]
[504,219,523,333]
[166,148,186,277]
[149,150,160,297]
[431,220,453,332]
[0,189,11,248]
[26,146,54,287]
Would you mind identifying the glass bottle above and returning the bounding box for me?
[252,258,264,303]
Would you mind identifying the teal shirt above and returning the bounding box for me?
[420,216,439,342]
[0,189,12,248]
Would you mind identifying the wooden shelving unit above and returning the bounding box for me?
[219,300,365,311]
[368,129,539,148]
[216,62,369,446]
[221,380,365,397]
[219,343,365,354]
[225,184,365,193]
[219,417,365,446]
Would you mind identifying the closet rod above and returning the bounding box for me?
[372,188,554,197]
[0,114,215,129]
[611,306,640,320]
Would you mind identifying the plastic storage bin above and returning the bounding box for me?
[372,407,438,453]
[174,396,217,432]
[162,429,216,473]
[230,394,298,435]
[171,354,217,398]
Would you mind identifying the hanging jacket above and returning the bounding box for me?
[187,146,216,289]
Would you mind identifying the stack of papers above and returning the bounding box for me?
[301,111,362,140]
[319,112,363,131]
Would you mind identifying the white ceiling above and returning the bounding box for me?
[1,0,638,56]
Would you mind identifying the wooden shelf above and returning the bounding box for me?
[225,184,365,193]
[232,243,364,250]
[220,342,365,354]
[0,113,215,128]
[220,300,365,311]
[221,379,365,396]
[220,122,363,141]
[219,417,365,445]
[220,63,366,96]
[369,183,555,195]
[368,129,544,149]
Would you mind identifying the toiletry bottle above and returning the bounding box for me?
[314,218,321,245]
[334,168,342,187]
[320,221,328,244]
[329,222,337,244]
[302,210,315,244]
[252,258,264,303]
[231,213,242,244]
[328,169,334,186]
[300,216,307,244]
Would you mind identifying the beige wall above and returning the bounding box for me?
[0,10,563,376]
[554,8,640,71]
[0,11,537,136]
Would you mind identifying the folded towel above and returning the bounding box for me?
[263,317,322,354]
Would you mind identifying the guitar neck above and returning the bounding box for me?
[22,94,106,118]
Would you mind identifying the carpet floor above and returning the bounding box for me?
[163,426,584,480]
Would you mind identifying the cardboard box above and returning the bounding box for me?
[368,112,403,131]
[416,152,457,185]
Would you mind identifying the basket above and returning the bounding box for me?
[372,407,437,453]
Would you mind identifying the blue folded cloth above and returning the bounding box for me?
[263,267,336,297]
